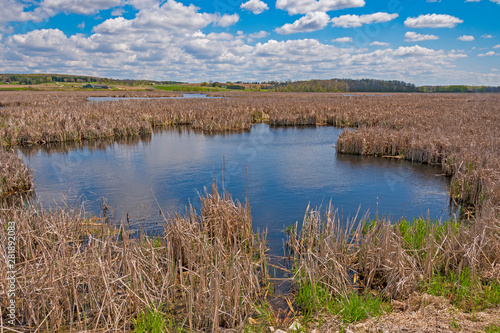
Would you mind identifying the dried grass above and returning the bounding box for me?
[287,204,500,305]
[0,148,33,197]
[0,184,268,332]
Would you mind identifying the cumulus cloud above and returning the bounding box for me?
[0,0,53,25]
[3,0,496,85]
[40,0,123,15]
[494,45,500,49]
[370,41,390,46]
[276,0,365,15]
[215,13,240,27]
[275,12,330,34]
[111,8,125,16]
[332,37,353,43]
[331,12,398,28]
[481,34,493,38]
[247,31,269,42]
[478,51,496,56]
[393,45,441,57]
[404,14,463,28]
[240,0,269,14]
[458,35,474,41]
[405,31,439,42]
[94,0,238,33]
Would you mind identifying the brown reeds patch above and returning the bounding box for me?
[1,91,498,212]
[0,148,33,197]
[0,184,268,332]
[287,204,500,305]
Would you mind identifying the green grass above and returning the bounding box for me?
[295,280,390,327]
[132,306,172,333]
[485,323,500,333]
[424,269,500,311]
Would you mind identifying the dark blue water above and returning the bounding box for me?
[19,124,456,254]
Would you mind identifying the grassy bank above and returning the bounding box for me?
[286,206,500,332]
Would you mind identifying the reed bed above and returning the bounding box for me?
[287,204,500,318]
[2,91,498,211]
[0,148,33,197]
[0,183,268,332]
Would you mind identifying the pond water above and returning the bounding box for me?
[88,94,221,102]
[19,124,457,254]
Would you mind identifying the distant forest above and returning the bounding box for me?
[0,74,181,86]
[269,79,500,93]
[1,74,499,93]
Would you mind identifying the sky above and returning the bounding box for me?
[0,0,499,85]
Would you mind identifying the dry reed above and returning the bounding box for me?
[0,183,268,332]
[0,148,33,197]
[287,204,500,305]
[2,92,498,211]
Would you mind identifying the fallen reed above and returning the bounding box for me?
[0,183,268,332]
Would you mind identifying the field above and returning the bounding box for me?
[0,91,499,332]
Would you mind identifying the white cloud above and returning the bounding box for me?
[240,0,269,14]
[370,41,390,46]
[4,29,493,85]
[481,34,493,38]
[405,31,439,42]
[404,14,463,28]
[458,35,475,41]
[247,31,269,42]
[111,8,125,16]
[494,45,500,49]
[40,0,123,15]
[331,12,398,28]
[215,13,240,27]
[77,21,85,30]
[275,11,330,34]
[0,0,52,25]
[332,37,353,43]
[276,0,365,15]
[126,0,159,10]
[2,0,497,86]
[393,45,441,57]
[478,51,496,56]
[94,0,238,33]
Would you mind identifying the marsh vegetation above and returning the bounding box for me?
[0,91,499,332]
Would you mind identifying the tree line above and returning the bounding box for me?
[0,74,181,86]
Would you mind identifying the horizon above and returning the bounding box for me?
[0,0,499,86]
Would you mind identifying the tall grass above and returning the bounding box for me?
[0,183,268,332]
[0,148,33,197]
[287,204,500,322]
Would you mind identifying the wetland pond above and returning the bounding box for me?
[19,124,457,255]
[87,93,222,102]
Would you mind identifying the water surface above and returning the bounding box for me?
[20,124,456,253]
[88,94,221,102]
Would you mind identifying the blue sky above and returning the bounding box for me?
[0,0,499,85]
